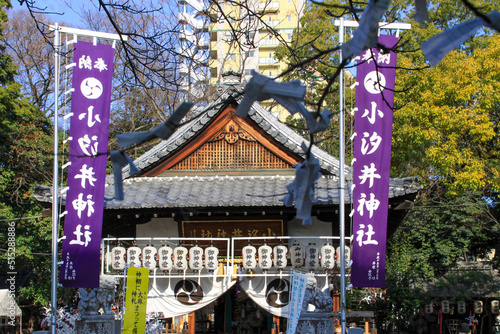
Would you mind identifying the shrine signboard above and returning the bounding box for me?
[181,219,285,252]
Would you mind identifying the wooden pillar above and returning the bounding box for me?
[272,315,280,334]
[188,312,195,334]
[333,292,341,332]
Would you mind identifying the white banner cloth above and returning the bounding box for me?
[287,272,308,334]
[147,269,236,317]
[239,269,331,319]
[239,269,292,317]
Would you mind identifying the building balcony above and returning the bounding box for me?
[179,62,189,74]
[192,70,209,82]
[259,57,279,64]
[179,78,189,91]
[179,29,209,48]
[179,64,209,82]
[178,46,210,64]
[258,39,280,47]
[259,20,280,28]
[178,11,209,31]
[258,2,279,12]
[179,0,207,13]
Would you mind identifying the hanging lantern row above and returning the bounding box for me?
[242,242,351,271]
[108,242,352,273]
[108,244,219,272]
[424,300,499,315]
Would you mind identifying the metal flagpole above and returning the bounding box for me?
[51,22,60,334]
[335,18,410,334]
[338,17,347,334]
[49,24,127,334]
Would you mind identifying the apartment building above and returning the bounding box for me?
[179,0,305,116]
[208,0,304,81]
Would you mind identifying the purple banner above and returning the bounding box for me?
[351,35,398,288]
[59,41,114,288]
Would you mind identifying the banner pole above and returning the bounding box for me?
[338,17,348,334]
[51,22,61,334]
[47,23,128,329]
[334,19,410,332]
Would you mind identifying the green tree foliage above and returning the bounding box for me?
[374,239,427,331]
[396,193,496,276]
[0,0,55,325]
[0,6,53,207]
[275,0,500,328]
[394,34,500,197]
[390,31,500,322]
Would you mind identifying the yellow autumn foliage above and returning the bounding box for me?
[393,34,500,197]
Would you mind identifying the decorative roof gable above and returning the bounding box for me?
[117,85,347,182]
[141,103,300,176]
[169,119,293,171]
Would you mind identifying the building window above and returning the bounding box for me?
[249,51,255,57]
[287,15,291,21]
[245,69,251,75]
[269,71,272,76]
[288,33,292,40]
[245,32,255,45]
[228,53,236,60]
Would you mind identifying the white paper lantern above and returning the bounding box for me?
[441,300,450,314]
[473,300,483,314]
[258,244,273,270]
[110,246,126,270]
[273,244,288,269]
[142,245,157,270]
[336,246,351,268]
[491,300,499,314]
[189,245,204,271]
[204,245,219,271]
[305,243,320,270]
[457,300,467,314]
[127,246,142,267]
[289,242,304,268]
[158,245,173,271]
[242,244,257,270]
[425,302,434,314]
[173,245,188,271]
[320,243,335,269]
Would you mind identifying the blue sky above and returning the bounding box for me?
[12,0,85,27]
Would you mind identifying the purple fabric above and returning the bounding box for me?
[351,35,398,288]
[59,41,114,288]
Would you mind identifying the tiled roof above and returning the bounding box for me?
[34,85,422,209]
[34,175,420,209]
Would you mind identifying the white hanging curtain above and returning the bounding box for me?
[239,269,332,318]
[239,268,292,317]
[147,269,236,317]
